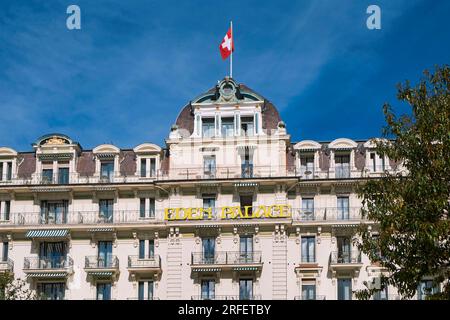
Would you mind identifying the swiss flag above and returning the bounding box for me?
[219,27,234,60]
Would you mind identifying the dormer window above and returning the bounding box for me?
[0,162,12,181]
[221,117,234,137]
[335,154,350,178]
[369,152,386,172]
[300,155,315,179]
[100,161,114,181]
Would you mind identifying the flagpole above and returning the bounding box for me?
[230,20,233,78]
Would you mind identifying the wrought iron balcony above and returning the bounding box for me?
[0,258,14,272]
[23,256,73,271]
[192,295,262,300]
[191,251,262,265]
[128,255,161,270]
[330,251,362,264]
[85,256,119,269]
[293,207,364,222]
[294,295,326,300]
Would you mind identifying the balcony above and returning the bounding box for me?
[0,210,158,227]
[84,256,119,279]
[294,207,364,222]
[191,251,262,271]
[294,295,326,300]
[23,256,73,278]
[329,251,363,276]
[127,255,161,274]
[0,258,14,273]
[191,295,262,300]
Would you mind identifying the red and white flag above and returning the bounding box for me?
[219,26,234,60]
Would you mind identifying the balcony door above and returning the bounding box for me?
[239,279,253,300]
[138,281,154,300]
[37,282,65,300]
[139,239,154,259]
[40,200,68,224]
[337,237,351,263]
[203,156,216,178]
[337,278,352,300]
[302,283,316,300]
[335,154,350,178]
[300,155,315,179]
[98,241,113,268]
[239,236,253,263]
[241,151,253,178]
[337,196,350,220]
[39,242,67,268]
[240,195,253,216]
[201,279,215,300]
[301,236,315,263]
[202,237,215,264]
[97,283,111,300]
[99,199,114,222]
[202,195,216,219]
[58,167,69,184]
[301,198,314,220]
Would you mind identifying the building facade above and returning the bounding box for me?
[0,78,436,300]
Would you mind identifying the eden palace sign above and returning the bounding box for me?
[164,205,292,221]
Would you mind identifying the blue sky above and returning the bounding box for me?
[0,0,449,151]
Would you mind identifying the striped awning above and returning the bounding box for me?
[26,272,67,278]
[192,268,221,272]
[88,228,115,232]
[233,267,259,271]
[88,271,113,277]
[25,229,69,238]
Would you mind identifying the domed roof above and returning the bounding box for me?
[174,78,282,136]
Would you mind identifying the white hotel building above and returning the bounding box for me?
[0,78,436,300]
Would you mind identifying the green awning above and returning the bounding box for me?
[26,272,67,278]
[25,229,69,238]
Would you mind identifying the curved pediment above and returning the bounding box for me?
[93,144,120,154]
[293,140,322,151]
[328,138,357,149]
[0,147,18,157]
[133,143,162,154]
[35,133,73,147]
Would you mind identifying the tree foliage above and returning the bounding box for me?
[356,65,450,300]
[0,272,36,300]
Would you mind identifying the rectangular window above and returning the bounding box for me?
[254,113,260,135]
[150,158,156,177]
[97,241,113,268]
[140,159,146,177]
[241,151,253,178]
[40,201,68,224]
[2,242,8,262]
[137,281,154,300]
[240,235,253,263]
[100,161,114,181]
[203,156,216,178]
[39,242,67,268]
[138,281,144,300]
[37,283,65,300]
[201,279,215,300]
[221,117,234,137]
[202,237,215,264]
[97,283,111,300]
[240,195,253,216]
[300,156,315,179]
[302,283,316,300]
[202,118,215,138]
[337,237,351,263]
[4,201,10,221]
[373,286,388,300]
[6,162,12,180]
[99,199,114,222]
[337,196,350,220]
[370,153,376,172]
[337,278,352,300]
[301,236,315,263]
[202,195,215,219]
[301,198,314,220]
[0,163,3,181]
[42,168,53,184]
[240,117,254,137]
[58,167,69,184]
[140,198,146,218]
[335,154,350,178]
[149,198,155,218]
[418,280,439,300]
[139,240,155,259]
[239,279,253,300]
